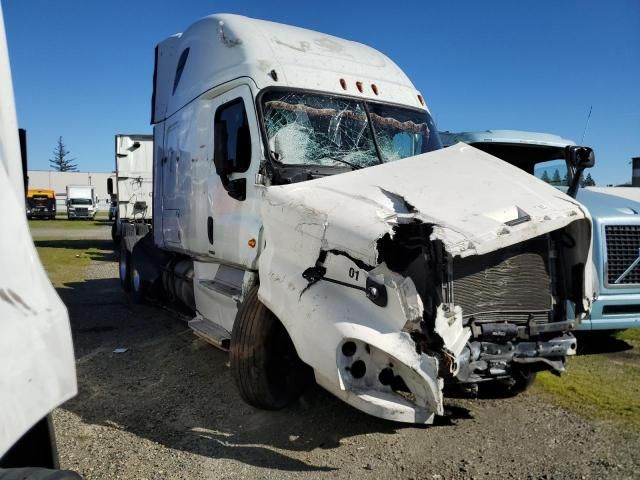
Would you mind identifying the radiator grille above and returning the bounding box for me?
[452,236,552,323]
[605,225,640,285]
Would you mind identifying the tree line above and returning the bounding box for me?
[540,168,595,187]
[49,136,78,171]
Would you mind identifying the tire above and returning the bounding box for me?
[135,223,147,236]
[111,221,120,245]
[230,287,312,410]
[130,264,148,303]
[481,370,537,398]
[119,247,131,292]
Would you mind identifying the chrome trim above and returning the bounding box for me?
[602,219,640,289]
[614,248,640,284]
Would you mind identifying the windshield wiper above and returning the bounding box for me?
[323,156,362,170]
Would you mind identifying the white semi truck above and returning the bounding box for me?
[107,134,153,242]
[66,184,96,220]
[0,2,78,475]
[120,13,595,424]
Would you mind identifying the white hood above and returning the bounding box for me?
[263,143,589,265]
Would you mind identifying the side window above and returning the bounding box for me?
[214,98,251,173]
[172,48,190,95]
[534,159,569,186]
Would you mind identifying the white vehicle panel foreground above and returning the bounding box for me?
[0,3,76,456]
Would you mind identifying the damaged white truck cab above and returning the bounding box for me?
[134,13,593,423]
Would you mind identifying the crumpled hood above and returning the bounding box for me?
[262,143,588,265]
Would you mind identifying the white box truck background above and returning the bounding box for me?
[66,184,96,219]
[119,13,594,424]
[108,134,153,242]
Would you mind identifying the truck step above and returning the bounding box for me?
[199,279,241,297]
[188,317,231,351]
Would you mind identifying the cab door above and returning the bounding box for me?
[207,84,263,270]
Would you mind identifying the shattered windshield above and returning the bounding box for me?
[368,103,441,161]
[262,90,441,169]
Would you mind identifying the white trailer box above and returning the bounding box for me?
[120,14,594,424]
[66,184,96,219]
[114,134,153,221]
[109,134,153,243]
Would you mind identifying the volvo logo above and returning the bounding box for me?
[614,248,640,284]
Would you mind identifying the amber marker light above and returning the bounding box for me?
[248,238,257,248]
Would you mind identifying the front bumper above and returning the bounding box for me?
[68,210,95,219]
[28,209,55,218]
[326,334,443,424]
[577,293,640,331]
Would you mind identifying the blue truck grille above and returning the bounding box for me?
[605,225,640,285]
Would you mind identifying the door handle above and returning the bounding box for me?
[207,217,214,245]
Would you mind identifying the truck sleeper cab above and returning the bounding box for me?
[440,129,640,332]
[26,189,56,220]
[122,14,594,424]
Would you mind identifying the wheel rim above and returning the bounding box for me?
[119,255,127,282]
[132,268,141,292]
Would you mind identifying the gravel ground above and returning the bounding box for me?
[50,232,640,480]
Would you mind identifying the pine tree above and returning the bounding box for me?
[49,136,78,172]
[551,169,562,185]
[540,170,551,183]
[581,172,596,187]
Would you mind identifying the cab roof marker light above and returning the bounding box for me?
[339,78,347,90]
[356,81,363,93]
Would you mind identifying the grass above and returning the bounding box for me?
[29,212,111,229]
[534,330,640,431]
[35,239,100,287]
[617,328,640,349]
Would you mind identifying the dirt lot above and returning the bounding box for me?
[32,224,640,479]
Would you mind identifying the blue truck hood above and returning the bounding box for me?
[575,188,640,220]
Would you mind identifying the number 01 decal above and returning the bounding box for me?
[348,267,360,281]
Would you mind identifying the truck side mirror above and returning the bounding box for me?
[213,121,230,176]
[566,146,595,198]
[566,146,595,169]
[213,120,245,201]
[235,125,251,169]
[107,178,113,195]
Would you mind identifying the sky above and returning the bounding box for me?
[3,0,639,185]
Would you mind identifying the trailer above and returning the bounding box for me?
[108,134,153,243]
[120,13,594,424]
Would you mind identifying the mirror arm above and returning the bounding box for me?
[567,167,584,199]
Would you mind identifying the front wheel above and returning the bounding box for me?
[130,264,148,303]
[230,287,313,410]
[481,370,537,398]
